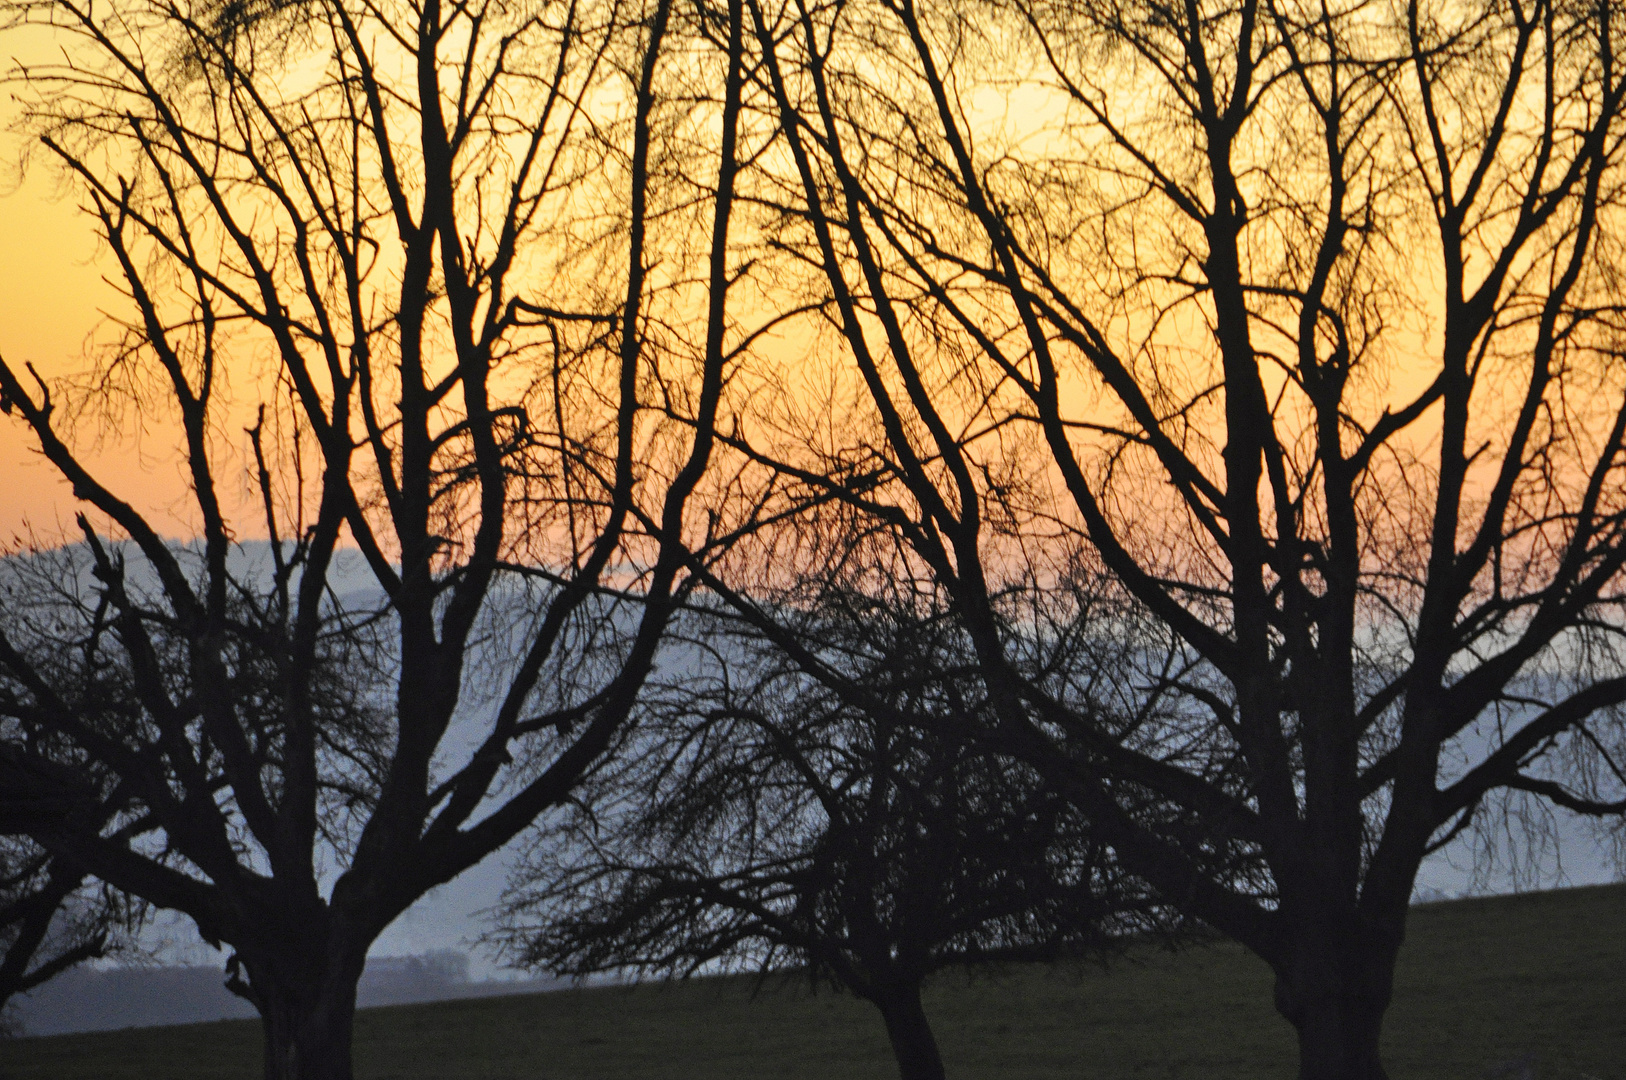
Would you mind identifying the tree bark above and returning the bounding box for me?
[1283,990,1388,1080]
[237,949,367,1080]
[1272,916,1401,1080]
[871,983,947,1080]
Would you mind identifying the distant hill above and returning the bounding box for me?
[11,951,564,1037]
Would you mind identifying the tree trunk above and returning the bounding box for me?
[1283,986,1388,1080]
[871,983,947,1080]
[1272,913,1401,1080]
[237,949,366,1080]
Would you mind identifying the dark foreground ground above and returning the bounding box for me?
[2,883,1622,1079]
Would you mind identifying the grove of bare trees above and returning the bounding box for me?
[2,0,1626,1078]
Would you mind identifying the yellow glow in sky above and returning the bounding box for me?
[0,26,197,543]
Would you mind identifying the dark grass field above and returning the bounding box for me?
[4,883,1622,1080]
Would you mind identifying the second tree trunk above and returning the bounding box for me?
[871,983,947,1080]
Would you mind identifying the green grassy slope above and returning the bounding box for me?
[4,883,1622,1080]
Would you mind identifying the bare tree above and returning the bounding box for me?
[0,549,155,1033]
[0,837,138,1035]
[713,0,1626,1076]
[0,0,774,1073]
[497,591,1173,1080]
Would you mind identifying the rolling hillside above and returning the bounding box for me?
[3,883,1622,1080]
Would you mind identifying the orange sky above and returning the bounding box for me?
[0,25,201,543]
[0,16,1456,552]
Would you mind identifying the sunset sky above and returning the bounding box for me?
[0,24,188,542]
[2,6,1620,991]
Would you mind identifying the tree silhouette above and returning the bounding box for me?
[498,593,1176,1080]
[716,0,1626,1076]
[0,0,773,1073]
[0,834,138,1033]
